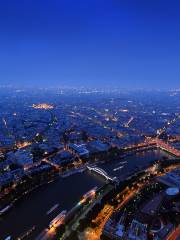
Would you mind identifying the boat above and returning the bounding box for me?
[0,204,12,216]
[116,161,127,166]
[46,203,59,215]
[18,226,36,240]
[49,210,67,229]
[113,166,124,172]
[4,237,12,240]
[81,187,98,202]
[47,180,54,184]
[120,161,127,164]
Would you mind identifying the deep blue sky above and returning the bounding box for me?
[0,0,180,89]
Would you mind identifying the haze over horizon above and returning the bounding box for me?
[0,0,180,89]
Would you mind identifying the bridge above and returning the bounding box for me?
[150,138,180,157]
[120,137,180,158]
[87,166,118,182]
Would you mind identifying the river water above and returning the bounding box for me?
[0,149,170,239]
[98,149,170,180]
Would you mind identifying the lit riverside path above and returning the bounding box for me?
[80,163,180,240]
[60,184,114,240]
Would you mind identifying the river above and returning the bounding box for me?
[0,149,171,239]
[98,149,170,180]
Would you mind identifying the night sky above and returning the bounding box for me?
[0,0,180,89]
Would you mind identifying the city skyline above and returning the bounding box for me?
[0,89,179,239]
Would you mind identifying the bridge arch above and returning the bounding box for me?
[87,166,118,182]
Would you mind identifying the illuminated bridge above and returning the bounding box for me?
[87,166,118,182]
[152,139,180,157]
[123,137,180,158]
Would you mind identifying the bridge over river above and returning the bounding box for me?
[87,166,118,182]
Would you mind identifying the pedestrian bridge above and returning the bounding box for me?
[87,166,118,182]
